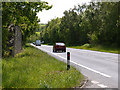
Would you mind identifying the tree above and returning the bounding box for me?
[42,18,61,44]
[41,2,119,47]
[2,2,52,57]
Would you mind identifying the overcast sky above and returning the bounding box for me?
[37,0,91,24]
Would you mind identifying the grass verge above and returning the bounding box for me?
[69,44,119,54]
[2,44,84,88]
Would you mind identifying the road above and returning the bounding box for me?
[30,44,118,88]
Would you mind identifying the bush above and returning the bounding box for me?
[27,33,40,43]
[88,32,98,45]
[82,43,91,48]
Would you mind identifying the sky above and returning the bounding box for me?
[37,0,91,24]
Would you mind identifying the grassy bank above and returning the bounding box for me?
[69,44,119,54]
[2,44,84,88]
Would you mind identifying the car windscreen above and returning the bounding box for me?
[36,40,40,43]
[56,43,65,46]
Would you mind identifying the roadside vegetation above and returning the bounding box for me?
[2,2,52,57]
[26,32,40,43]
[39,2,119,53]
[2,44,84,88]
[69,43,119,54]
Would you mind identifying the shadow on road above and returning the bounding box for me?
[53,51,66,53]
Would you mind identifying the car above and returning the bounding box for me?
[32,42,35,45]
[53,42,66,52]
[36,40,41,46]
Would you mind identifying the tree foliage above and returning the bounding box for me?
[2,2,52,56]
[41,2,119,47]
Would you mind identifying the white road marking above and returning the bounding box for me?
[31,44,111,78]
[91,81,108,88]
[91,81,99,84]
[70,61,111,78]
[97,84,108,88]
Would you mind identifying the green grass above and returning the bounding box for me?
[2,44,84,88]
[69,44,119,54]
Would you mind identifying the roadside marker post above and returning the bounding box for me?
[67,52,70,70]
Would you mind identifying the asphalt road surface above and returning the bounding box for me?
[30,44,118,88]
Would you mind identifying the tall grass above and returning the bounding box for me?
[2,44,84,88]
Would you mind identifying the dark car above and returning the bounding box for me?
[53,42,66,52]
[33,42,35,45]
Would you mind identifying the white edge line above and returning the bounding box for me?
[70,61,111,78]
[31,44,111,78]
[97,84,108,88]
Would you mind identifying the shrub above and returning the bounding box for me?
[82,43,91,48]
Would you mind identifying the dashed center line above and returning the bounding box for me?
[97,84,108,88]
[91,81,99,84]
[91,81,108,88]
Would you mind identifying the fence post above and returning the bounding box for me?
[67,52,70,70]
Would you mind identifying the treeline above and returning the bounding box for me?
[40,2,119,47]
[2,2,52,57]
